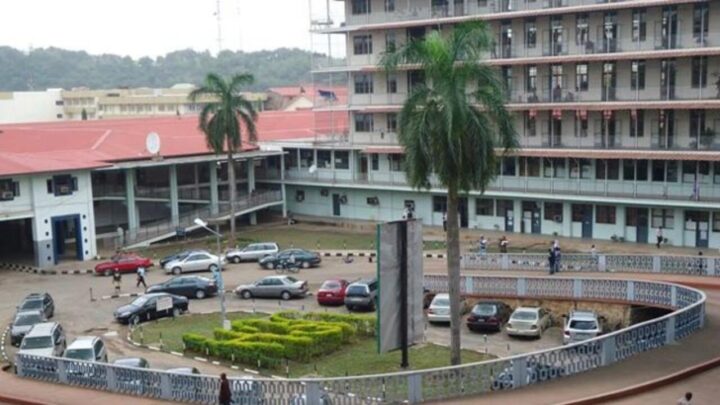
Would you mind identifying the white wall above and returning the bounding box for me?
[0,90,64,124]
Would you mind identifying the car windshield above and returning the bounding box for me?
[15,314,43,326]
[21,300,43,310]
[346,285,368,296]
[284,277,298,283]
[432,298,450,307]
[569,320,597,330]
[21,336,53,349]
[512,311,538,321]
[321,281,341,289]
[473,305,497,316]
[130,296,149,306]
[65,348,94,361]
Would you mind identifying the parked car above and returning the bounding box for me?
[113,357,151,394]
[466,301,513,332]
[344,278,378,312]
[18,322,66,357]
[113,293,189,325]
[491,361,566,390]
[63,336,108,363]
[506,307,551,338]
[159,250,197,268]
[259,249,321,270]
[17,292,55,319]
[427,293,468,323]
[95,253,153,276]
[167,367,200,374]
[317,279,349,306]
[10,310,47,346]
[113,357,149,368]
[146,275,218,299]
[563,310,602,344]
[226,243,280,263]
[163,251,224,275]
[235,275,309,300]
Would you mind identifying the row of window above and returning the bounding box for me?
[0,179,20,201]
[47,175,78,197]
[354,113,397,132]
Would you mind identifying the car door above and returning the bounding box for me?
[179,278,196,297]
[143,297,157,320]
[270,278,285,297]
[94,340,106,362]
[254,279,270,297]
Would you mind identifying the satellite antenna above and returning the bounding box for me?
[309,164,317,174]
[145,132,161,159]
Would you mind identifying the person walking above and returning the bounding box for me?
[656,227,663,249]
[696,251,705,275]
[442,212,447,232]
[677,392,693,405]
[499,236,509,253]
[479,236,488,257]
[590,244,598,270]
[112,270,122,294]
[553,242,562,274]
[136,266,147,289]
[548,246,556,275]
[219,373,232,405]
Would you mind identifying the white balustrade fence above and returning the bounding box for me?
[15,275,706,404]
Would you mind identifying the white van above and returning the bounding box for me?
[18,322,66,357]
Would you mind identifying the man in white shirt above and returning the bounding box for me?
[677,392,692,405]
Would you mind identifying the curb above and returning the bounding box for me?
[0,263,93,276]
[318,251,446,259]
[1,325,11,365]
[559,356,720,405]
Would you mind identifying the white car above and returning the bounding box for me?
[427,293,467,323]
[164,251,224,275]
[563,311,601,344]
[225,243,279,263]
[64,336,108,363]
[18,322,66,357]
[506,307,551,338]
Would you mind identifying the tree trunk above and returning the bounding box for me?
[227,152,236,245]
[446,186,462,365]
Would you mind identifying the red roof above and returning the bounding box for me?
[0,110,348,177]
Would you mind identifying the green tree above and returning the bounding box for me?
[190,73,258,243]
[382,22,517,365]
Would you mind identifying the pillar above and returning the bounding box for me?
[467,196,477,229]
[247,160,257,225]
[209,161,219,216]
[125,168,139,238]
[513,199,522,233]
[280,153,288,217]
[562,201,572,237]
[671,207,684,246]
[616,205,627,241]
[169,165,179,226]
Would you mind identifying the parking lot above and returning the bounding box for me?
[2,255,563,376]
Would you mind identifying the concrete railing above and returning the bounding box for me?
[15,274,706,404]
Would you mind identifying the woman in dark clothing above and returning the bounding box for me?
[219,373,231,405]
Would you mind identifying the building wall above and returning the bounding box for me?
[0,90,64,124]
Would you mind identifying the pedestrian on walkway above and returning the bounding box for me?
[696,251,705,275]
[548,246,556,275]
[553,243,562,274]
[590,244,598,269]
[442,212,447,232]
[112,270,122,294]
[479,236,487,257]
[499,236,509,253]
[136,266,147,289]
[219,373,232,405]
[677,392,693,405]
[656,227,663,249]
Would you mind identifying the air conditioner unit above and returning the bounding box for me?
[366,197,379,206]
[553,215,562,223]
[339,195,348,205]
[57,185,71,194]
[0,191,14,200]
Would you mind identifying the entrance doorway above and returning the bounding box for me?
[332,194,341,217]
[636,208,649,244]
[52,215,83,264]
[573,204,593,238]
[522,201,541,234]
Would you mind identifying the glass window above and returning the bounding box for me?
[693,3,709,42]
[496,199,513,217]
[570,159,591,179]
[630,110,644,138]
[632,9,646,41]
[626,207,638,226]
[384,0,395,12]
[544,202,563,222]
[284,149,298,170]
[433,196,447,213]
[596,205,616,224]
[295,190,305,202]
[334,151,349,170]
[476,199,493,216]
[354,73,374,94]
[299,149,314,168]
[692,57,707,88]
[714,212,720,232]
[685,211,709,230]
[576,13,589,46]
[667,161,679,182]
[354,113,374,132]
[526,65,537,92]
[637,160,648,181]
[386,113,398,132]
[351,0,371,15]
[652,208,674,229]
[553,158,566,178]
[353,34,373,55]
[520,157,540,177]
[386,74,397,94]
[572,204,591,222]
[526,113,536,136]
[317,150,332,169]
[502,157,516,176]
[575,64,588,91]
[652,161,665,182]
[623,160,635,181]
[388,154,403,171]
[631,60,645,90]
[371,154,379,171]
[525,19,537,48]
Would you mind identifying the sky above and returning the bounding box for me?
[0,0,345,58]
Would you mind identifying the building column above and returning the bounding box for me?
[247,160,257,225]
[468,196,477,229]
[169,165,179,226]
[671,207,684,246]
[616,205,627,240]
[209,162,219,216]
[513,199,522,233]
[280,153,288,217]
[562,201,572,237]
[125,168,139,239]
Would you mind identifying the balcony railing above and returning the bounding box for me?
[507,85,720,105]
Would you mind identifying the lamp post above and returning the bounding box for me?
[193,218,229,330]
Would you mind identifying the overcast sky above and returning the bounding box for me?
[0,0,345,58]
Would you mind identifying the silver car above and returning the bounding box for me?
[226,243,279,263]
[10,310,46,346]
[506,307,551,338]
[235,276,309,300]
[164,251,224,275]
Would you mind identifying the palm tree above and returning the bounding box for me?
[190,73,258,244]
[382,22,517,365]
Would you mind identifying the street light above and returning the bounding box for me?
[193,217,229,330]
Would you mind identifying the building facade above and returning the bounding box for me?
[269,0,720,249]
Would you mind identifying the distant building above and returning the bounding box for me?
[0,89,64,124]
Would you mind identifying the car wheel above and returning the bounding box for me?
[172,267,182,275]
[241,290,252,299]
[302,261,310,269]
[172,308,181,318]
[195,290,206,299]
[104,269,112,277]
[209,264,219,272]
[280,291,291,301]
[270,262,277,270]
[232,256,241,264]
[346,305,353,311]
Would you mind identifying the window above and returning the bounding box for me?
[334,151,349,170]
[631,60,645,90]
[384,0,395,12]
[630,110,644,137]
[652,208,674,229]
[476,199,493,216]
[502,157,516,176]
[572,204,591,222]
[652,161,666,182]
[295,190,305,202]
[354,113,374,132]
[626,207,638,226]
[637,160,648,181]
[685,211,709,230]
[544,202,563,222]
[388,154,404,171]
[433,196,447,213]
[386,113,398,132]
[0,179,20,200]
[47,175,77,196]
[714,212,720,232]
[317,150,332,169]
[576,14,589,46]
[632,9,646,41]
[284,148,298,170]
[691,57,707,88]
[354,73,373,94]
[526,112,537,136]
[371,154,379,171]
[386,74,397,93]
[496,199,513,217]
[385,32,396,53]
[596,205,616,224]
[667,161,679,182]
[353,35,373,55]
[351,0,370,15]
[526,65,537,92]
[575,64,588,91]
[299,149,314,168]
[525,19,537,48]
[575,113,588,137]
[690,109,706,141]
[693,3,709,42]
[570,159,591,179]
[519,157,541,177]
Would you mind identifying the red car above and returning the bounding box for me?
[316,279,349,306]
[95,253,153,276]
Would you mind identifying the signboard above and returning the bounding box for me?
[377,219,424,354]
[156,296,173,312]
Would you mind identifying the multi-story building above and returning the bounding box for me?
[263,0,720,249]
[0,89,64,124]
